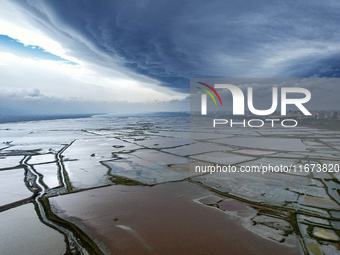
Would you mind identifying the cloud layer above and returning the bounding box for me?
[11,1,340,86]
[1,0,340,114]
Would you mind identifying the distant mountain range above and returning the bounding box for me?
[0,106,25,116]
[0,107,94,123]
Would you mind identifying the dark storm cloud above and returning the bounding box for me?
[12,0,340,92]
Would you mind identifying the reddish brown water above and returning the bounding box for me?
[50,181,301,255]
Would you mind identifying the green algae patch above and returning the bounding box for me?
[307,242,321,255]
[313,227,340,241]
[109,175,148,186]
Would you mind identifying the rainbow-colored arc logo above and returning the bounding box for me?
[197,82,223,106]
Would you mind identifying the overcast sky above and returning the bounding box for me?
[1,0,340,115]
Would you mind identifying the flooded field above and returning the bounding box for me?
[50,182,300,255]
[0,113,339,254]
